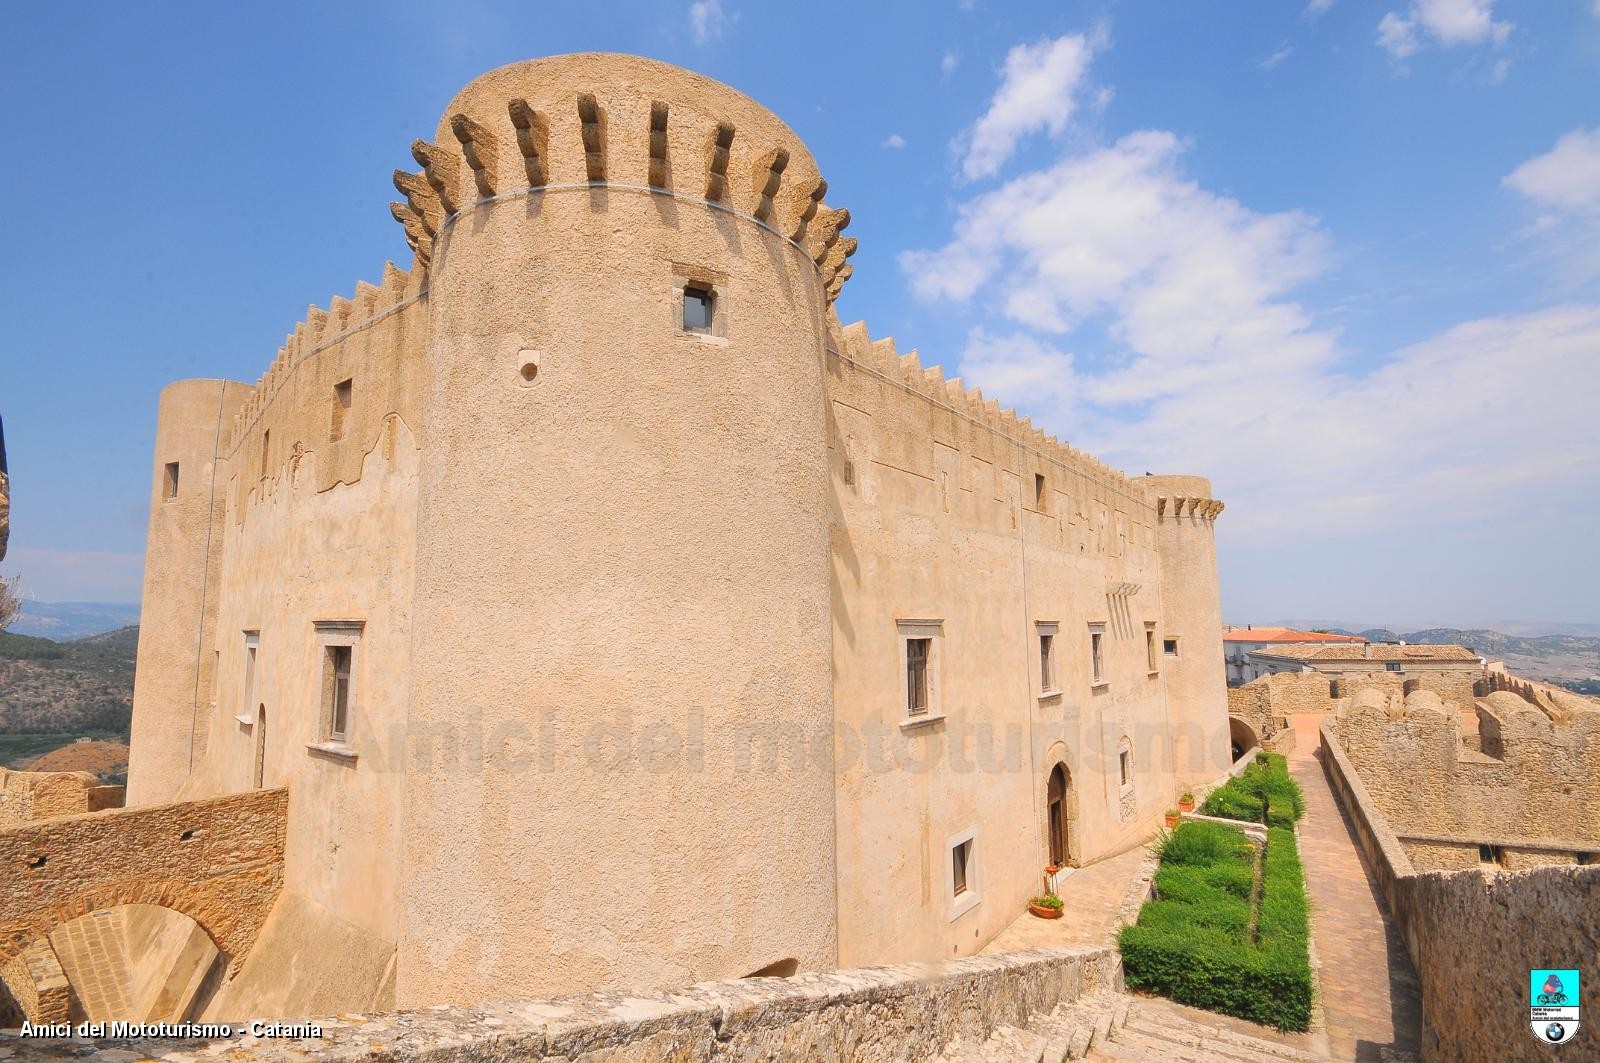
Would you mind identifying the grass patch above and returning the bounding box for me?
[1201,752,1305,828]
[1120,821,1313,1031]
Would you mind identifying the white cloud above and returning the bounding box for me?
[904,126,1600,537]
[960,31,1102,181]
[1505,128,1600,214]
[1260,43,1294,70]
[882,133,907,149]
[941,50,960,78]
[1305,0,1336,15]
[1504,128,1600,280]
[1377,0,1512,62]
[688,0,730,45]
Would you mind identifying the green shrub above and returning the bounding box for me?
[1200,755,1305,826]
[1120,823,1313,1031]
[1158,820,1252,867]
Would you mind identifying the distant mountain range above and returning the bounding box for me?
[9,601,142,640]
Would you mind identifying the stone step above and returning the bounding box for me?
[1086,1025,1234,1062]
[934,1023,1046,1063]
[1123,1001,1326,1062]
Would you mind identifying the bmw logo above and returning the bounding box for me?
[1545,1022,1566,1042]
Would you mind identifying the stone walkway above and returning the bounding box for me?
[983,843,1153,955]
[1286,714,1422,1061]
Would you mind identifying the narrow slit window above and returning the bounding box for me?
[1119,745,1132,789]
[1146,625,1158,672]
[1034,473,1046,511]
[683,285,715,333]
[163,462,180,501]
[324,644,352,743]
[906,638,930,716]
[1089,624,1106,685]
[1040,632,1055,692]
[331,378,353,441]
[260,429,271,478]
[952,838,971,896]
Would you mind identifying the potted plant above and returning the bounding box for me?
[1028,895,1064,919]
[1178,792,1194,813]
[1164,808,1180,828]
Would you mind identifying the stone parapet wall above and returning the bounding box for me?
[0,946,1120,1061]
[0,768,108,830]
[1321,719,1600,1060]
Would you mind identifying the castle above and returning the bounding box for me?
[103,53,1234,1018]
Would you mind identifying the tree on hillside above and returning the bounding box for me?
[0,576,20,632]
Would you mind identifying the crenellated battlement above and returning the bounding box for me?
[829,317,1136,496]
[388,53,856,304]
[222,260,423,454]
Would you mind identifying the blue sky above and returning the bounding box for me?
[1,1,1597,628]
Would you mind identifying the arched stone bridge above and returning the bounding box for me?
[0,787,287,1004]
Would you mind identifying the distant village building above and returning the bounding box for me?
[1247,641,1485,681]
[1222,626,1366,685]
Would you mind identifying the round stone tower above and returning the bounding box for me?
[1142,475,1230,792]
[399,55,848,1004]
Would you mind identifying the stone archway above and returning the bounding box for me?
[1228,717,1260,763]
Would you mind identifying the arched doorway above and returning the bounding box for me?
[253,705,266,789]
[49,904,223,1023]
[1046,763,1071,868]
[1228,717,1260,763]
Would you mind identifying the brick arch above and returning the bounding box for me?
[1228,716,1260,763]
[1,883,233,971]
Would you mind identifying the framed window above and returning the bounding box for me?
[1163,638,1179,657]
[331,378,353,441]
[163,462,180,501]
[1118,737,1134,793]
[1089,623,1107,686]
[1037,621,1059,696]
[1145,623,1158,673]
[312,620,364,752]
[898,620,943,723]
[1385,661,1403,673]
[947,827,980,919]
[682,285,715,333]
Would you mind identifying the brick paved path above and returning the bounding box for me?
[1286,715,1422,1061]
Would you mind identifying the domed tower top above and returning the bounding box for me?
[390,53,856,304]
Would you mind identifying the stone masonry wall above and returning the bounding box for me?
[0,769,108,831]
[0,788,288,978]
[0,945,1121,1061]
[1322,718,1600,1061]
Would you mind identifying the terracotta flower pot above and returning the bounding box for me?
[1028,903,1063,919]
[1178,798,1194,812]
[1165,813,1180,828]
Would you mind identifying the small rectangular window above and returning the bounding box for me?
[1478,844,1502,865]
[952,837,971,896]
[1089,624,1106,685]
[1119,748,1132,788]
[163,462,180,501]
[1164,638,1179,657]
[1040,633,1055,692]
[1386,661,1403,673]
[241,632,260,723]
[260,429,271,478]
[331,378,353,441]
[1034,473,1046,511]
[323,645,352,742]
[683,286,715,333]
[1145,624,1158,673]
[906,638,930,716]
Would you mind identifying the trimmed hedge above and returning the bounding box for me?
[1201,752,1305,826]
[1120,822,1314,1031]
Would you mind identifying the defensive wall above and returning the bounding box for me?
[0,769,124,831]
[1226,668,1483,753]
[1321,709,1600,1060]
[0,945,1121,1061]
